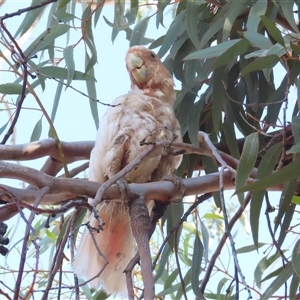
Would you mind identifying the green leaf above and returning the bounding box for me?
[289,274,300,300]
[154,244,171,282]
[222,1,247,42]
[0,119,10,136]
[198,4,230,50]
[246,0,268,32]
[291,115,300,143]
[51,80,63,124]
[235,133,259,204]
[14,2,44,38]
[212,66,225,133]
[255,252,283,288]
[158,11,186,58]
[202,213,223,220]
[199,219,209,266]
[38,66,96,81]
[292,239,300,277]
[238,152,300,193]
[63,45,75,86]
[85,54,99,129]
[164,269,179,290]
[280,0,299,33]
[291,41,300,56]
[186,2,200,50]
[24,24,70,58]
[82,6,98,74]
[30,117,43,142]
[0,83,23,94]
[188,100,204,146]
[236,243,266,254]
[79,278,93,298]
[130,17,150,47]
[45,229,57,240]
[93,289,110,300]
[53,10,75,23]
[274,179,298,234]
[94,0,104,27]
[250,142,282,247]
[191,235,204,299]
[243,31,273,50]
[103,15,130,30]
[212,39,250,69]
[240,55,279,77]
[277,203,296,248]
[185,39,242,60]
[260,262,293,300]
[260,15,285,46]
[291,195,300,205]
[58,0,71,9]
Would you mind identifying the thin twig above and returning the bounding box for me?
[152,193,212,270]
[41,214,70,300]
[199,192,252,295]
[69,210,82,300]
[219,167,252,300]
[13,186,49,300]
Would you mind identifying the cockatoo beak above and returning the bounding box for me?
[126,53,147,84]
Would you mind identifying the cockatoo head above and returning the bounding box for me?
[125,46,175,104]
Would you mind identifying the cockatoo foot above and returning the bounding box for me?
[162,174,185,198]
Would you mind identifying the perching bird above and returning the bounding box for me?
[73,46,182,297]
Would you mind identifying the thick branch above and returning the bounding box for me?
[0,140,93,162]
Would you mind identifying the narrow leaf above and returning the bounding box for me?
[236,243,266,254]
[250,142,282,247]
[186,2,200,49]
[191,235,204,299]
[14,4,44,38]
[85,55,99,129]
[158,11,186,58]
[246,0,268,32]
[58,0,71,9]
[222,1,247,42]
[130,17,150,47]
[38,66,95,81]
[243,31,273,49]
[260,15,285,46]
[212,39,250,69]
[188,100,204,145]
[51,80,63,123]
[0,83,23,95]
[53,10,75,23]
[0,119,11,135]
[63,45,75,86]
[240,55,279,77]
[280,0,299,33]
[24,24,70,58]
[30,117,43,142]
[292,239,300,277]
[235,133,259,205]
[260,262,293,300]
[238,153,300,193]
[185,39,242,61]
[154,244,171,282]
